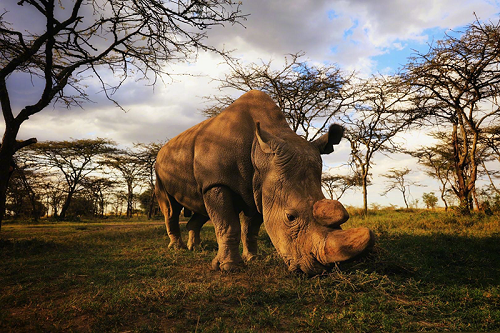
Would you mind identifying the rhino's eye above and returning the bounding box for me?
[286,213,296,222]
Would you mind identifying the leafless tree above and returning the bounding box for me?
[381,168,422,209]
[321,172,363,200]
[0,0,245,228]
[202,52,356,140]
[404,18,500,214]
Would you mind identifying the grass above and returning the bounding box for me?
[0,210,499,332]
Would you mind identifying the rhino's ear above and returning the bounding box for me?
[313,124,344,155]
[255,122,283,154]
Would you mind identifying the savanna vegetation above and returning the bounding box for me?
[5,139,165,222]
[1,3,500,332]
[1,209,499,332]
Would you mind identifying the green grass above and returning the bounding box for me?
[1,210,499,332]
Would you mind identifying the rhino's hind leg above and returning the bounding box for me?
[156,191,186,250]
[204,186,244,271]
[186,213,209,250]
[241,213,263,262]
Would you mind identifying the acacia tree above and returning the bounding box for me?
[405,19,500,214]
[413,130,494,211]
[321,172,363,200]
[381,167,422,209]
[411,132,455,211]
[80,176,117,217]
[104,150,144,218]
[343,74,417,215]
[0,0,245,228]
[422,192,438,209]
[7,153,45,220]
[24,138,116,219]
[203,52,355,140]
[5,168,46,219]
[134,141,165,219]
[38,174,65,217]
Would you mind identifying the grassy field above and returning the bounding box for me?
[1,210,499,332]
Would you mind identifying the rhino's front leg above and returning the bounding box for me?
[241,213,263,262]
[203,186,244,271]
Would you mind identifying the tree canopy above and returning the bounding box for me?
[404,19,500,213]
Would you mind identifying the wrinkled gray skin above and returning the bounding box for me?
[155,90,374,275]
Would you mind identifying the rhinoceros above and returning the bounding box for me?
[155,90,374,275]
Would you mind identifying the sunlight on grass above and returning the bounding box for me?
[1,211,499,332]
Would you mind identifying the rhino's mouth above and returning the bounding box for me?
[285,254,334,276]
[282,227,375,276]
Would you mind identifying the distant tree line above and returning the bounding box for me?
[6,139,165,221]
[202,18,500,216]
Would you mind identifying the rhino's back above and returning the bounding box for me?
[156,90,290,215]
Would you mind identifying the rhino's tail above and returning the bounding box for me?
[155,170,175,219]
[155,169,189,221]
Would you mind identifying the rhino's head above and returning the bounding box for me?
[252,123,374,275]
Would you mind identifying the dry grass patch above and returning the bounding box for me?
[1,212,499,332]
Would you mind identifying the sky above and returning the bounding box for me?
[2,0,500,209]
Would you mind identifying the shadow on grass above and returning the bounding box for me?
[0,238,60,256]
[347,232,500,287]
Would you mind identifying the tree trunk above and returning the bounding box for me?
[147,190,156,220]
[440,187,449,211]
[0,159,13,231]
[0,122,22,230]
[52,201,58,218]
[126,182,133,218]
[59,191,74,219]
[362,175,368,216]
[457,193,472,216]
[472,186,480,211]
[99,196,105,218]
[402,188,409,209]
[451,123,471,215]
[17,168,39,222]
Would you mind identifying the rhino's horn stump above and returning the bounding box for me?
[313,199,349,228]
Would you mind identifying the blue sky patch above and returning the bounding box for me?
[327,10,340,20]
[343,18,359,40]
[371,26,465,73]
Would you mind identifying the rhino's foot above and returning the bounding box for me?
[242,252,260,262]
[187,242,200,251]
[187,230,201,251]
[168,239,187,250]
[211,257,244,272]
